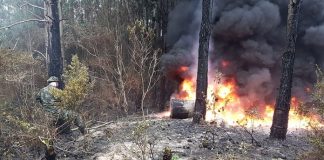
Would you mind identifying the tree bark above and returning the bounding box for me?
[161,0,169,53]
[44,1,50,65]
[59,0,64,67]
[270,0,302,140]
[157,0,171,111]
[193,0,211,124]
[48,0,63,87]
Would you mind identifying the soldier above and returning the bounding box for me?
[36,76,86,134]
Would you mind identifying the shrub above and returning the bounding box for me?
[51,55,92,110]
[300,66,324,159]
[309,67,324,153]
[0,49,52,159]
[132,120,151,160]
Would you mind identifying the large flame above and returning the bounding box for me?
[172,67,321,129]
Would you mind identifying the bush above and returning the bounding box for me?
[51,55,92,110]
[300,66,324,159]
[0,49,53,159]
[309,67,324,152]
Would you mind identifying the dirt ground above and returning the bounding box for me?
[40,115,314,160]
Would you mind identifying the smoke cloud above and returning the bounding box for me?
[161,0,324,107]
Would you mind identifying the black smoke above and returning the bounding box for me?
[161,0,324,106]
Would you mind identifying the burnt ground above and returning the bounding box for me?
[39,116,312,160]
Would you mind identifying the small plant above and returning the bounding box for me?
[39,137,56,160]
[132,120,151,160]
[237,106,262,146]
[201,127,219,150]
[308,67,324,156]
[300,66,324,159]
[162,147,172,160]
[171,154,180,160]
[148,137,157,160]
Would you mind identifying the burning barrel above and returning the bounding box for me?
[170,99,195,119]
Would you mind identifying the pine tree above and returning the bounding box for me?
[270,0,302,139]
[193,0,211,124]
[51,55,91,110]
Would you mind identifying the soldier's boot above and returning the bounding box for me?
[74,115,86,134]
[55,118,72,134]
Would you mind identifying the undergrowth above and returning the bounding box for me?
[299,66,324,159]
[51,55,93,111]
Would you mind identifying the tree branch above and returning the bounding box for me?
[0,19,47,30]
[20,1,45,10]
[25,9,44,20]
[33,50,47,61]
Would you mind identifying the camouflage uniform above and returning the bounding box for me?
[36,76,85,134]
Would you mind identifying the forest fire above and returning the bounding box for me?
[170,66,321,129]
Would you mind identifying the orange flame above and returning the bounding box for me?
[305,87,311,93]
[221,60,230,68]
[173,70,322,129]
[179,66,189,72]
[176,78,196,100]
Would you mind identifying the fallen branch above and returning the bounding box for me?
[0,19,47,30]
[54,145,76,155]
[88,121,114,130]
[71,121,114,131]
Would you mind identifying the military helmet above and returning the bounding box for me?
[47,76,59,83]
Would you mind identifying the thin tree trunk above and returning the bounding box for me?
[59,0,64,67]
[157,0,170,111]
[48,0,63,87]
[270,0,302,140]
[161,0,168,53]
[44,1,50,65]
[193,0,211,124]
[94,0,100,24]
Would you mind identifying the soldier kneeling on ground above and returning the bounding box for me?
[36,76,86,134]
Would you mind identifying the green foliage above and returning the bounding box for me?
[133,121,150,142]
[132,120,151,160]
[309,123,324,152]
[313,66,324,115]
[302,66,324,159]
[51,55,92,110]
[171,155,180,160]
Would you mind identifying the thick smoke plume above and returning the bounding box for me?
[161,0,324,107]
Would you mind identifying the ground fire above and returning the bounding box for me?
[162,65,322,129]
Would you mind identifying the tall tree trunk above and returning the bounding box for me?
[44,1,51,65]
[161,0,169,53]
[59,0,64,67]
[48,0,63,87]
[270,0,302,140]
[157,0,170,111]
[94,0,100,24]
[193,0,211,124]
